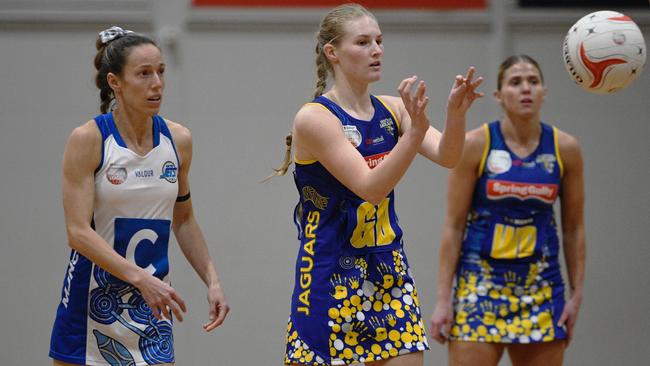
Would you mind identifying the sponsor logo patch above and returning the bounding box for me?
[487,179,558,203]
[365,151,389,169]
[343,125,362,147]
[486,150,512,174]
[365,135,385,145]
[106,165,127,185]
[512,160,536,168]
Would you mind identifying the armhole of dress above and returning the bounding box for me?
[477,123,490,177]
[156,116,181,167]
[553,126,564,178]
[374,96,401,136]
[305,101,331,114]
[294,155,318,165]
[295,102,333,165]
[93,115,109,175]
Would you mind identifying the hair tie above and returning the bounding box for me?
[99,26,134,44]
[326,35,339,45]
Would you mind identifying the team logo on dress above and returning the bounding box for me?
[159,161,177,183]
[302,186,328,210]
[106,165,127,185]
[486,150,512,174]
[343,125,362,147]
[365,151,389,169]
[535,154,556,174]
[380,118,395,135]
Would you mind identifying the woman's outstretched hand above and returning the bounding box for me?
[398,75,431,136]
[447,66,484,117]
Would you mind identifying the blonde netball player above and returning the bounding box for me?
[267,4,483,365]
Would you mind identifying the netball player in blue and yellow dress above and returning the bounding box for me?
[430,55,586,366]
[49,27,229,365]
[267,4,483,366]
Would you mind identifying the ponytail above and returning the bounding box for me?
[262,133,293,182]
[313,44,329,99]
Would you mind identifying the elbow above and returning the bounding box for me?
[439,159,458,169]
[172,213,193,233]
[65,226,87,251]
[352,175,393,205]
[438,153,461,169]
[365,197,384,206]
[435,139,464,168]
[171,218,182,233]
[362,192,388,206]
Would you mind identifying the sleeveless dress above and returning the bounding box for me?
[50,113,179,365]
[284,95,429,365]
[450,120,567,344]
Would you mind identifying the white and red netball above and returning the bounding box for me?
[562,10,646,94]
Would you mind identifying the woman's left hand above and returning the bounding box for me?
[558,294,581,344]
[447,66,484,117]
[203,284,230,332]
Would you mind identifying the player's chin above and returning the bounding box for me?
[515,110,540,120]
[367,72,381,83]
[142,105,162,116]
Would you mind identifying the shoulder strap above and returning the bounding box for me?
[92,114,111,174]
[155,115,180,167]
[477,123,491,177]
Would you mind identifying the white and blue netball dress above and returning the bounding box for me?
[450,120,567,344]
[50,112,179,365]
[284,96,429,366]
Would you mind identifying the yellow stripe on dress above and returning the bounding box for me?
[477,123,490,176]
[295,155,317,165]
[305,102,330,113]
[375,96,401,133]
[553,126,564,178]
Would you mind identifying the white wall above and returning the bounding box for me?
[0,1,649,365]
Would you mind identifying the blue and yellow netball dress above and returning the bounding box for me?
[450,120,567,344]
[284,95,429,365]
[50,113,179,365]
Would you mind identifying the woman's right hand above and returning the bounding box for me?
[430,299,454,344]
[135,273,187,322]
[447,66,484,118]
[398,76,430,137]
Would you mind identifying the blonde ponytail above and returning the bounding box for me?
[262,133,293,182]
[313,46,329,99]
